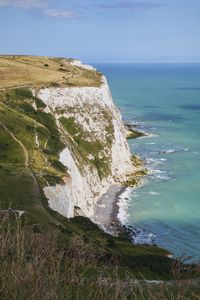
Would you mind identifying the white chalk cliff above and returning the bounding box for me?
[36,61,135,219]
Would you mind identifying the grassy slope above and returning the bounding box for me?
[60,116,113,179]
[0,56,194,284]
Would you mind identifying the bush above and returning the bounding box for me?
[49,82,60,87]
[6,88,33,101]
[50,160,68,173]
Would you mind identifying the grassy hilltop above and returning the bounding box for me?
[0,55,102,89]
[0,56,199,299]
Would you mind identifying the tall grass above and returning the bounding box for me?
[0,213,200,300]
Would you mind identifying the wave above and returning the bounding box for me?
[149,169,167,174]
[159,147,190,154]
[148,168,172,182]
[159,149,176,154]
[138,133,159,139]
[146,158,167,165]
[149,191,160,196]
[151,174,172,182]
[129,227,157,245]
[117,187,133,225]
[117,154,171,229]
[117,190,159,245]
[193,151,199,155]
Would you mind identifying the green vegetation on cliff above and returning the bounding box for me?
[60,116,113,179]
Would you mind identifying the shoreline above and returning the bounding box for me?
[92,184,145,243]
[92,120,155,242]
[91,185,127,235]
[110,186,127,225]
[92,182,144,241]
[92,181,161,246]
[91,123,154,243]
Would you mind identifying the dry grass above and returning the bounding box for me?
[0,55,102,89]
[1,215,200,300]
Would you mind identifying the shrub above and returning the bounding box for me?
[6,88,33,101]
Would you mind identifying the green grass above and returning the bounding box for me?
[34,97,47,109]
[0,103,37,152]
[91,155,110,179]
[50,159,68,173]
[2,211,200,300]
[0,166,49,224]
[0,127,24,164]
[126,129,146,139]
[0,55,102,89]
[0,88,70,225]
[0,89,67,178]
[60,116,112,178]
[68,217,173,280]
[106,124,114,135]
[60,116,79,136]
[5,88,33,100]
[43,174,64,185]
[74,137,103,158]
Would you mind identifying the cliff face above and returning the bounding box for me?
[0,56,135,221]
[37,68,135,218]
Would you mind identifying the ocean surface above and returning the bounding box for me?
[94,63,200,260]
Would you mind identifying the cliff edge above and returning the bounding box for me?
[0,55,135,220]
[38,73,135,218]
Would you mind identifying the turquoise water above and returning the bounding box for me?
[94,63,200,259]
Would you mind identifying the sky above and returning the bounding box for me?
[0,0,200,63]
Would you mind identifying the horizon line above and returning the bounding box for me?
[0,54,200,64]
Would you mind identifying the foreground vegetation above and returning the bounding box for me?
[1,212,200,300]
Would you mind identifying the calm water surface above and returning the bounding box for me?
[94,63,200,259]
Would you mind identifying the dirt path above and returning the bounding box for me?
[1,123,29,167]
[0,84,34,91]
[34,124,50,169]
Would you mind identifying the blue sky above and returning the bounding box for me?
[0,0,200,62]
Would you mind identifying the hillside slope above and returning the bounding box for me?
[0,55,138,219]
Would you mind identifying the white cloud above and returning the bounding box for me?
[98,1,162,10]
[0,0,77,19]
[43,8,76,18]
[0,0,47,9]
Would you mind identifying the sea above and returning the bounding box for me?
[94,63,200,260]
